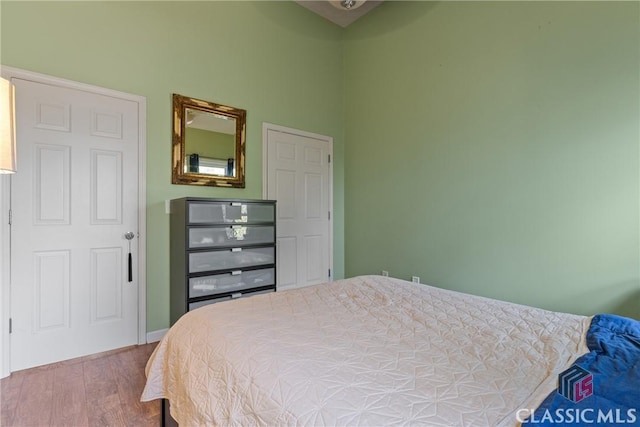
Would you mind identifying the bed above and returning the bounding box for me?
[141,275,637,426]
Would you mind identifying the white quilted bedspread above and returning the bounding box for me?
[141,275,590,426]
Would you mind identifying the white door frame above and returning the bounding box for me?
[262,122,334,281]
[0,66,147,378]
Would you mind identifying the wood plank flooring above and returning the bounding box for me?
[1,343,160,427]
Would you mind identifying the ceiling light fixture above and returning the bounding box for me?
[329,0,366,11]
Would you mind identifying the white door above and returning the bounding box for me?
[10,78,140,371]
[264,126,332,290]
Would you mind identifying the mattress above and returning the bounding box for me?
[141,275,590,426]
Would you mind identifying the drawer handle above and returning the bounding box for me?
[230,202,242,207]
[231,248,242,252]
[231,292,242,299]
[231,270,242,276]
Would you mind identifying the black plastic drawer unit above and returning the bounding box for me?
[170,198,276,325]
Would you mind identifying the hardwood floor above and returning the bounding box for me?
[1,343,160,427]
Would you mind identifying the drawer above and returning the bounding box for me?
[188,246,275,273]
[188,288,275,311]
[188,201,274,224]
[189,297,232,310]
[189,268,275,297]
[188,225,274,249]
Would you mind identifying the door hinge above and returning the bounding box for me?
[9,318,12,334]
[328,154,331,163]
[328,211,331,220]
[328,268,331,278]
[8,209,12,226]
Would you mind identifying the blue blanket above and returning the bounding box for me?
[523,314,640,426]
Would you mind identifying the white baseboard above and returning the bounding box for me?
[146,328,168,343]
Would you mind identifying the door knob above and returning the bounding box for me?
[125,232,135,282]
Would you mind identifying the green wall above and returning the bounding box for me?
[2,1,638,332]
[1,1,345,332]
[344,2,640,319]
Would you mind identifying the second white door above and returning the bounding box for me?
[264,126,332,291]
[10,77,140,371]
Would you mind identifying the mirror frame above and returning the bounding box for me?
[172,93,246,188]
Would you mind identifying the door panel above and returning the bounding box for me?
[10,78,139,371]
[34,144,70,224]
[90,247,123,322]
[91,150,123,224]
[33,250,70,331]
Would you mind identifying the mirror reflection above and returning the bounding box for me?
[184,109,236,176]
[172,94,246,188]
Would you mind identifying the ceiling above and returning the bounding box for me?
[294,1,383,28]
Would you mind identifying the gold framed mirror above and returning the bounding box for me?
[172,94,246,187]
